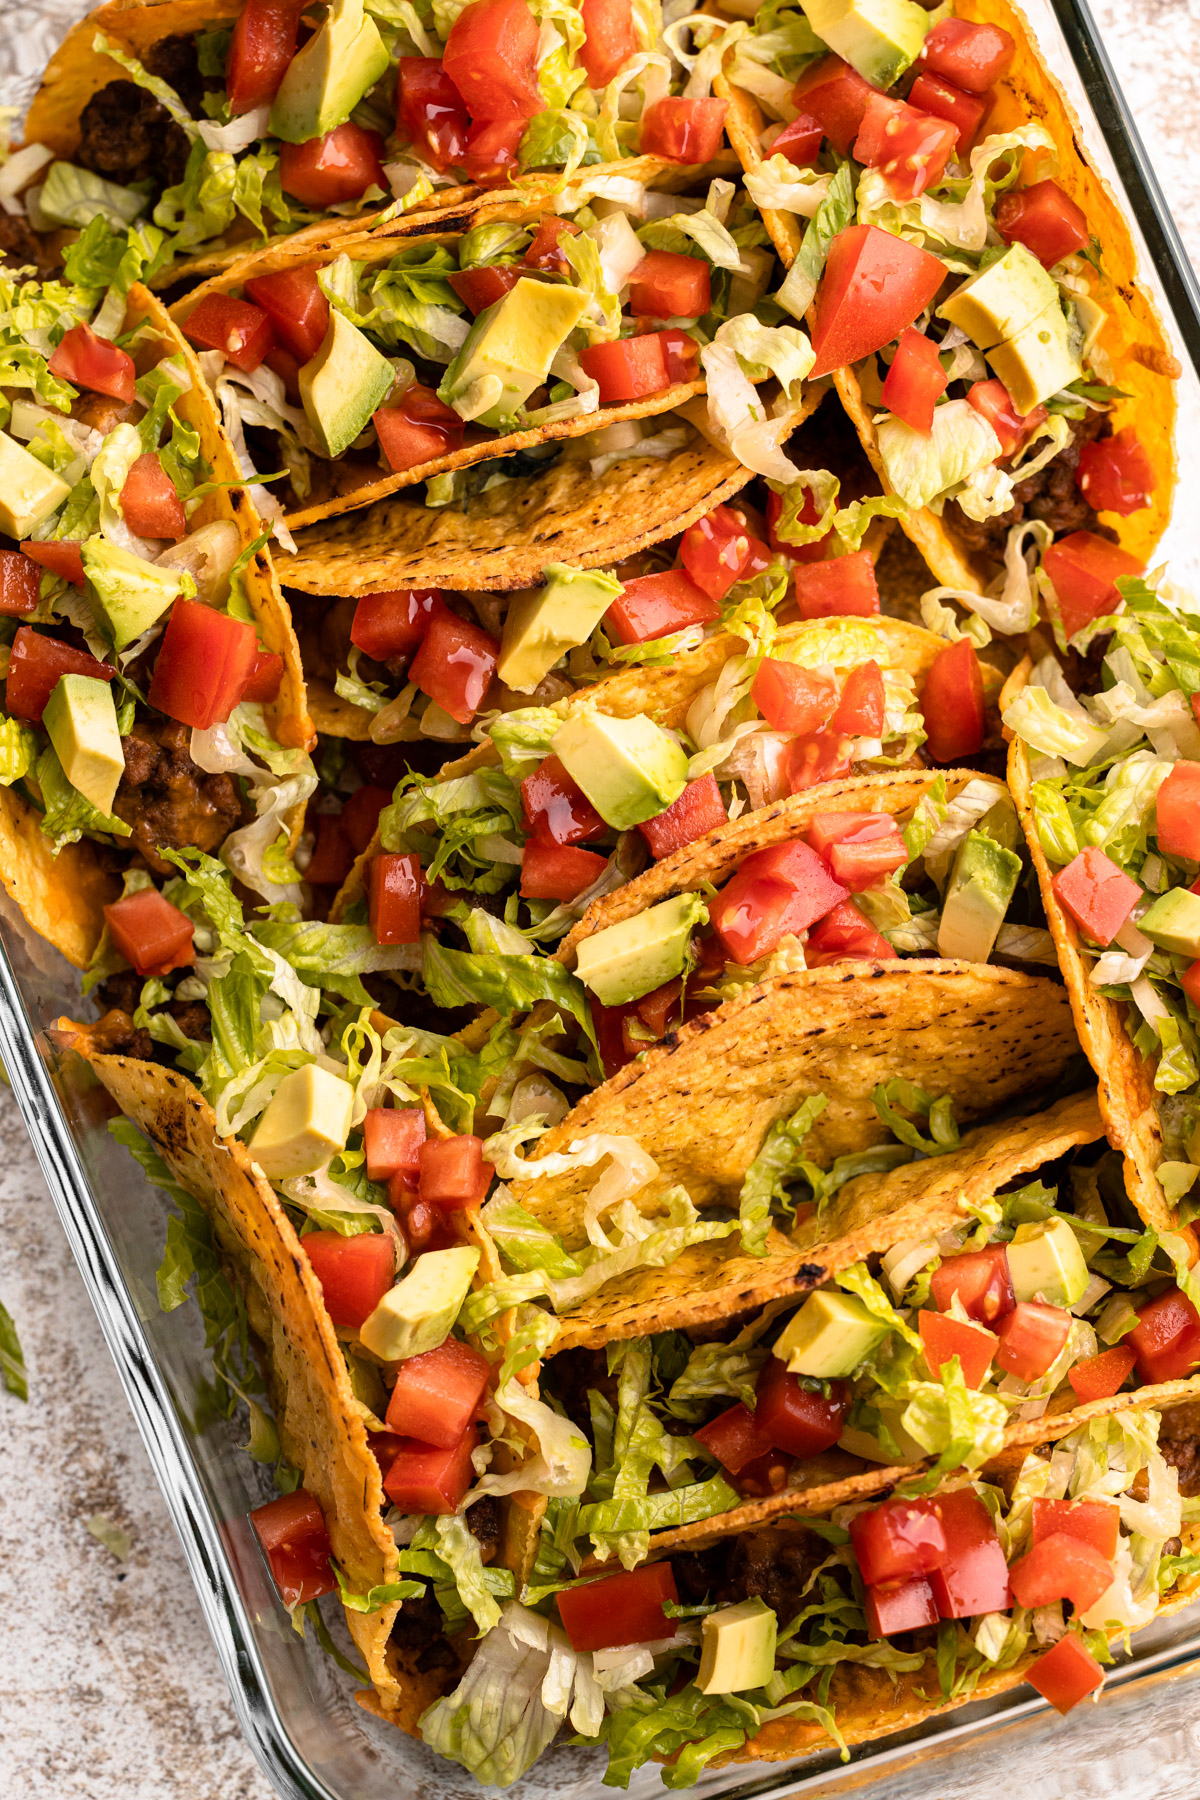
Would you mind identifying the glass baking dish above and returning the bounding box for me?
[4,0,1200,1794]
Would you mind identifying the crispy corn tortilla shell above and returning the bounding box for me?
[509,961,1080,1246]
[0,784,118,970]
[718,0,1178,592]
[1006,664,1170,1231]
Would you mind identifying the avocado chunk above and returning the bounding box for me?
[551,708,688,829]
[800,0,929,86]
[986,302,1083,415]
[269,0,390,145]
[1007,1217,1089,1307]
[249,1064,354,1181]
[42,673,124,816]
[498,563,622,694]
[839,1409,928,1465]
[936,829,1021,962]
[83,539,194,651]
[345,1351,389,1420]
[774,1290,889,1378]
[574,891,708,1007]
[0,429,71,537]
[1137,888,1200,959]
[976,794,1022,853]
[939,245,1059,350]
[358,1245,480,1362]
[696,1597,777,1696]
[439,278,589,430]
[300,310,397,460]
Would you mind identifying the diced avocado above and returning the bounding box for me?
[800,0,929,86]
[696,1596,778,1696]
[41,674,124,816]
[977,795,1022,854]
[82,539,193,651]
[249,1064,354,1181]
[575,892,707,1008]
[300,310,396,460]
[498,563,622,693]
[551,708,688,829]
[985,301,1083,415]
[439,278,589,431]
[939,244,1060,351]
[936,829,1021,963]
[1007,1217,1089,1307]
[358,1245,479,1362]
[1138,888,1200,959]
[774,1290,889,1378]
[0,429,71,537]
[345,1351,389,1421]
[269,0,390,144]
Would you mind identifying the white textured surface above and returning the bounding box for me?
[2,3,1200,1797]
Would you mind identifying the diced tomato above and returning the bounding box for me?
[148,598,256,730]
[1050,847,1141,946]
[752,659,837,734]
[249,1488,335,1607]
[808,224,947,382]
[1032,1499,1120,1561]
[920,637,984,762]
[119,453,186,541]
[47,320,136,401]
[522,753,606,846]
[382,1426,477,1513]
[384,1337,490,1447]
[640,95,727,163]
[850,1496,946,1586]
[656,327,701,384]
[918,1309,997,1389]
[907,72,987,149]
[20,539,84,587]
[396,56,471,173]
[369,852,422,944]
[831,660,886,737]
[881,328,948,433]
[996,178,1089,268]
[521,837,607,900]
[804,897,896,964]
[793,552,881,619]
[709,841,848,965]
[363,1107,426,1184]
[1127,1287,1200,1383]
[1010,1532,1113,1613]
[606,568,720,644]
[522,217,580,275]
[918,17,1015,93]
[443,0,542,120]
[966,377,1046,460]
[558,1562,678,1652]
[927,1488,1011,1619]
[1075,428,1156,516]
[734,1446,794,1497]
[183,293,274,373]
[694,1401,773,1474]
[103,887,195,978]
[374,383,465,473]
[681,505,770,601]
[767,486,833,563]
[637,774,727,859]
[305,813,354,886]
[792,54,877,156]
[784,732,855,793]
[388,1182,458,1254]
[1067,1344,1137,1404]
[1027,1632,1106,1714]
[1043,531,1144,640]
[448,264,523,315]
[628,250,711,321]
[771,112,823,165]
[264,343,301,400]
[864,1575,938,1639]
[280,122,386,206]
[303,1229,394,1330]
[1154,761,1200,860]
[579,333,674,404]
[226,0,300,114]
[244,264,330,363]
[351,587,440,662]
[633,977,682,1041]
[1184,957,1200,1010]
[419,1134,493,1210]
[853,94,957,201]
[808,811,907,890]
[6,627,112,725]
[755,1357,849,1456]
[579,0,635,87]
[930,1244,1015,1326]
[339,784,390,856]
[242,648,284,704]
[995,1300,1071,1381]
[0,550,41,616]
[366,1430,404,1478]
[408,598,499,723]
[592,997,638,1080]
[459,115,524,186]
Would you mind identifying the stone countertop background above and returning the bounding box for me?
[3,3,1200,1796]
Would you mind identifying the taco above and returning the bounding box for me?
[21,0,743,287]
[713,0,1177,605]
[0,266,312,968]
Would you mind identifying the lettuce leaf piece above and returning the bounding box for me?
[873,1079,960,1156]
[737,1094,828,1254]
[776,158,854,320]
[35,745,132,852]
[422,936,592,1035]
[876,399,1002,511]
[480,1196,584,1278]
[0,713,38,786]
[38,162,146,230]
[254,917,420,1006]
[332,1562,424,1612]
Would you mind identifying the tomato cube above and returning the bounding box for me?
[929,1244,1015,1325]
[1075,428,1155,516]
[396,56,470,174]
[831,660,886,737]
[460,115,524,186]
[792,54,877,156]
[303,1229,395,1330]
[633,977,682,1041]
[808,811,907,890]
[148,597,257,730]
[804,897,897,965]
[1043,531,1144,640]
[735,1445,795,1497]
[864,1574,939,1639]
[694,1401,773,1474]
[709,841,848,965]
[579,0,636,88]
[996,179,1089,268]
[245,263,330,364]
[681,505,770,601]
[1027,1632,1106,1714]
[443,0,542,122]
[241,648,284,705]
[606,568,720,644]
[339,785,390,857]
[853,94,957,200]
[628,250,711,321]
[249,1488,335,1606]
[183,292,274,373]
[350,589,439,664]
[637,774,727,860]
[374,383,465,474]
[793,551,881,619]
[995,1300,1071,1381]
[1067,1344,1136,1404]
[523,216,580,274]
[918,1308,998,1388]
[448,264,523,315]
[752,659,837,733]
[6,626,113,725]
[639,95,727,163]
[522,754,606,846]
[850,1496,946,1587]
[521,837,607,900]
[366,1430,405,1478]
[754,1357,849,1456]
[579,333,674,404]
[280,122,386,207]
[226,0,299,115]
[21,539,85,587]
[0,550,42,617]
[1050,847,1141,946]
[918,17,1015,92]
[408,599,499,725]
[104,887,195,978]
[784,731,856,793]
[766,484,833,563]
[1154,762,1200,860]
[771,112,823,165]
[1031,1499,1120,1561]
[927,1488,1010,1618]
[120,452,187,541]
[881,328,949,433]
[384,1337,490,1448]
[419,1134,493,1210]
[558,1563,679,1652]
[305,813,354,886]
[363,1107,426,1184]
[1126,1288,1200,1383]
[369,852,421,944]
[920,637,984,762]
[383,1426,477,1513]
[967,377,1047,460]
[1009,1532,1113,1613]
[809,224,946,381]
[907,72,987,148]
[47,320,136,401]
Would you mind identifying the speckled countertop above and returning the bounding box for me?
[2,4,1200,1798]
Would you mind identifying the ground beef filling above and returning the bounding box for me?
[672,1525,829,1622]
[387,1498,505,1674]
[944,410,1108,559]
[114,719,244,871]
[1158,1400,1200,1496]
[76,79,193,191]
[0,216,61,280]
[90,971,211,1063]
